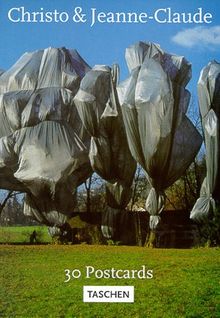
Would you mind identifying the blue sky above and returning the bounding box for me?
[0,0,220,101]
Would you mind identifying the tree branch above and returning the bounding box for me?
[0,191,14,216]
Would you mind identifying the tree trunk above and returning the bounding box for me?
[0,191,13,216]
[85,176,92,213]
[145,230,156,248]
[135,213,142,246]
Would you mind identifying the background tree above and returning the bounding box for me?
[165,156,206,211]
[0,191,36,226]
[0,191,13,218]
[77,174,107,213]
[128,165,149,246]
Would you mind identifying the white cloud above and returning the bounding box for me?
[171,26,220,48]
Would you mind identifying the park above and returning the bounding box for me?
[0,40,220,317]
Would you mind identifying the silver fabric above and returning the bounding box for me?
[74,64,136,237]
[0,43,205,233]
[190,61,220,221]
[118,42,202,229]
[0,47,92,225]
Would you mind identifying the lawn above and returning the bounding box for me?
[0,226,52,244]
[0,245,219,318]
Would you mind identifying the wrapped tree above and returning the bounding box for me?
[117,42,202,245]
[0,47,92,226]
[191,61,220,223]
[74,64,136,239]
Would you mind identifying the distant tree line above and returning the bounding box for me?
[0,155,219,246]
[0,192,37,226]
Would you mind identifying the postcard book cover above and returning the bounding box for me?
[0,0,219,317]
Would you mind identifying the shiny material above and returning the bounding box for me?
[0,47,92,225]
[118,42,202,229]
[74,64,136,238]
[190,61,220,221]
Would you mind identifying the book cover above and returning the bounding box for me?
[0,1,219,317]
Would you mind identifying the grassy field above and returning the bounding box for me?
[0,226,52,244]
[0,245,220,318]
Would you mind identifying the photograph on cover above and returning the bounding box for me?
[0,0,220,317]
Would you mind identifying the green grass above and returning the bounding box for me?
[0,245,220,318]
[0,226,52,244]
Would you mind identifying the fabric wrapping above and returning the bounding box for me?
[0,47,92,226]
[190,61,220,221]
[74,65,136,237]
[118,42,202,229]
